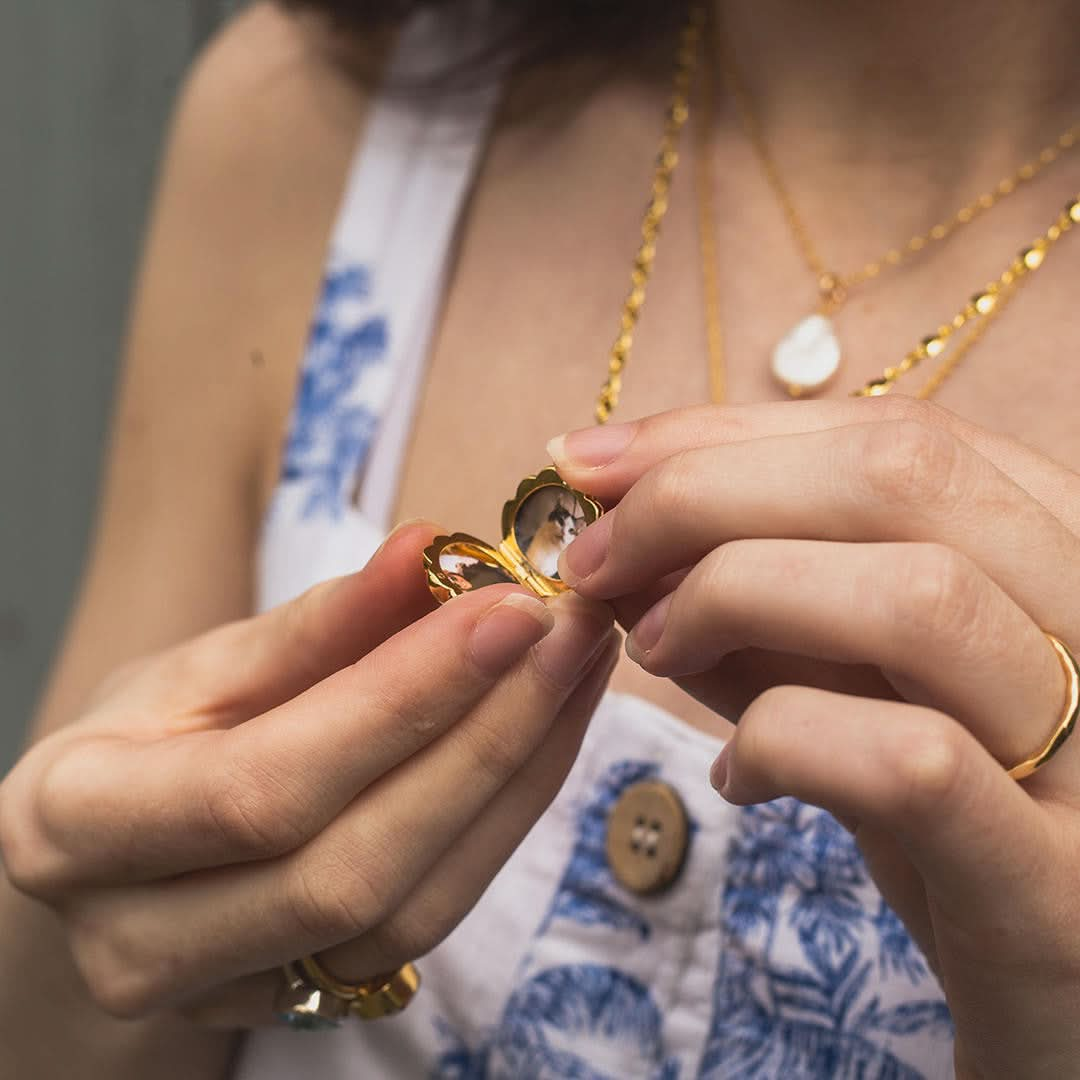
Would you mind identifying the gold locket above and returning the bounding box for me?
[423,468,603,602]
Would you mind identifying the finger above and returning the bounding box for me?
[64,595,615,1015]
[100,519,442,726]
[549,397,1080,530]
[556,420,1080,648]
[625,539,1062,774]
[179,634,621,1029]
[712,686,1046,921]
[3,583,557,891]
[316,633,621,982]
[854,825,940,977]
[177,969,283,1030]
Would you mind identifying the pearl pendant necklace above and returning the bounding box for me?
[770,274,845,397]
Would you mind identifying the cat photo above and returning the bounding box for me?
[514,487,588,579]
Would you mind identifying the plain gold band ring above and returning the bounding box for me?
[1007,632,1080,781]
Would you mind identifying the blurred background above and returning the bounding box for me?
[1,2,237,771]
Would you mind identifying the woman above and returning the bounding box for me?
[2,1,1079,1076]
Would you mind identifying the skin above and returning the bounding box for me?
[553,400,1080,1076]
[2,0,1080,1076]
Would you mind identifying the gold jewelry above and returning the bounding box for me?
[720,32,1080,397]
[596,4,706,423]
[274,961,352,1030]
[299,954,420,1020]
[1006,632,1080,781]
[275,956,421,1028]
[595,2,1080,416]
[689,5,1080,405]
[424,468,601,601]
[855,199,1080,399]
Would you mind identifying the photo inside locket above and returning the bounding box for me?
[438,544,517,592]
[513,486,588,579]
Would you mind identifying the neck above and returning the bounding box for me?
[719,0,1080,152]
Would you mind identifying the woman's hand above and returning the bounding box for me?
[0,522,615,1029]
[551,396,1080,1079]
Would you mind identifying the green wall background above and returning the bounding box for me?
[0,2,236,772]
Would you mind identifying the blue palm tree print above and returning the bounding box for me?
[279,258,389,518]
[433,760,682,1080]
[432,772,953,1077]
[698,799,952,1078]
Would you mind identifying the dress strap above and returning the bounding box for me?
[343,11,502,529]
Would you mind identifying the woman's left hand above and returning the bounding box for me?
[550,396,1080,1080]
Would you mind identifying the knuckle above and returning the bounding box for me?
[79,962,159,1020]
[277,580,338,685]
[0,748,76,897]
[641,449,701,519]
[285,847,390,942]
[69,910,175,1020]
[856,419,967,509]
[0,813,52,897]
[892,543,987,647]
[454,713,532,788]
[736,686,801,773]
[203,753,311,860]
[697,541,748,596]
[888,715,966,818]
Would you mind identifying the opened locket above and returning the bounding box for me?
[423,468,604,602]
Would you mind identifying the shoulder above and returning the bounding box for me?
[166,2,379,232]
[133,3,392,511]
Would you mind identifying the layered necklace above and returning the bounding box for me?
[423,4,1080,603]
[596,2,1080,418]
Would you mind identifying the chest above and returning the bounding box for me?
[395,88,1080,537]
[385,84,1080,722]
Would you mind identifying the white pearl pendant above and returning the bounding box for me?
[771,313,842,397]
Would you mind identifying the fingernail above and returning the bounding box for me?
[532,593,614,687]
[710,743,731,796]
[626,593,673,665]
[547,421,638,471]
[372,517,435,560]
[468,593,556,676]
[557,514,614,587]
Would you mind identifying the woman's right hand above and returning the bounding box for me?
[0,521,616,1029]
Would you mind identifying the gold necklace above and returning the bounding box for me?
[721,32,1080,397]
[422,5,1079,605]
[597,1,1080,418]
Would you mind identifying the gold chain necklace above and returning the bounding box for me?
[724,42,1080,397]
[596,2,1080,419]
[424,5,1079,605]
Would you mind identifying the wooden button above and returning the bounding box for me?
[605,780,690,895]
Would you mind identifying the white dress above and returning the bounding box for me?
[236,10,955,1078]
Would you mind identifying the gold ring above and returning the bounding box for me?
[1007,632,1080,781]
[292,955,420,1022]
